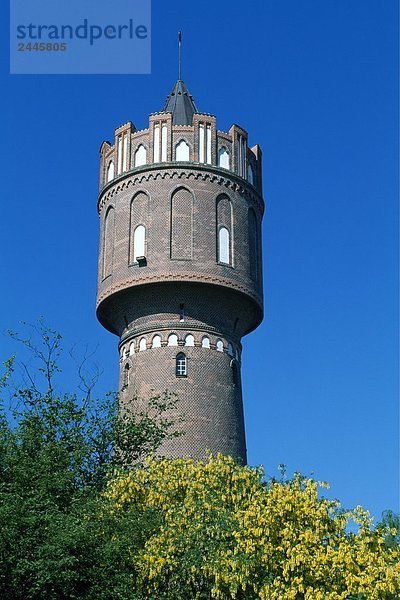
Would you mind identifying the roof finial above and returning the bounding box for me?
[178,31,182,80]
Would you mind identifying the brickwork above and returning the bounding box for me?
[96,85,264,463]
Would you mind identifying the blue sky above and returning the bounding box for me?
[1,0,398,520]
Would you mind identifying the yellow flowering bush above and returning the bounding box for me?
[102,455,400,599]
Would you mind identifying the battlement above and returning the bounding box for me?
[99,113,262,195]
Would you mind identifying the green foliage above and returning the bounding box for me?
[0,322,179,599]
[0,321,398,599]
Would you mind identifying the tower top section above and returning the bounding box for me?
[162,79,199,126]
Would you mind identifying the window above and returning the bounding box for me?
[206,125,212,164]
[185,334,194,347]
[129,342,135,356]
[117,136,123,175]
[231,359,239,387]
[133,225,146,261]
[161,125,168,162]
[201,336,210,348]
[218,147,230,170]
[123,363,130,386]
[153,125,160,162]
[218,227,230,264]
[179,304,185,322]
[227,342,234,356]
[175,139,190,161]
[168,333,178,346]
[102,207,115,278]
[122,134,128,172]
[247,163,254,185]
[198,124,205,162]
[139,337,146,351]
[134,145,147,167]
[216,339,224,352]
[152,335,161,348]
[107,160,114,182]
[120,346,126,360]
[176,353,187,377]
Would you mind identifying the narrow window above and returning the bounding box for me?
[120,346,126,360]
[134,145,147,167]
[139,337,147,352]
[199,124,205,162]
[175,139,190,161]
[231,359,239,387]
[201,336,210,348]
[161,124,168,162]
[129,342,135,356]
[123,363,130,386]
[117,136,123,175]
[102,207,115,278]
[107,160,115,182]
[227,342,234,356]
[153,125,160,162]
[248,208,258,281]
[241,138,246,177]
[185,334,194,347]
[152,335,161,348]
[206,125,212,164]
[216,339,224,352]
[176,353,187,377]
[123,134,128,172]
[218,227,230,264]
[218,147,230,170]
[168,333,178,346]
[133,225,146,261]
[170,188,193,260]
[179,303,185,322]
[247,163,254,185]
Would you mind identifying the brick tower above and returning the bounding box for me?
[96,78,264,463]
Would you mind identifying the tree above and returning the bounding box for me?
[0,321,180,599]
[101,455,400,600]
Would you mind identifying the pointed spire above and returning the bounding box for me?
[162,79,198,126]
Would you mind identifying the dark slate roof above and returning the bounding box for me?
[162,80,198,125]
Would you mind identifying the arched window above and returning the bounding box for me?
[139,337,146,352]
[201,336,210,348]
[218,227,230,264]
[248,208,258,281]
[123,363,130,387]
[168,333,178,346]
[185,334,194,347]
[161,124,168,162]
[176,353,187,377]
[153,125,160,162]
[107,160,114,182]
[170,188,193,260]
[230,359,239,387]
[247,163,254,185]
[129,342,135,356]
[133,225,146,261]
[102,207,115,278]
[175,140,190,161]
[218,147,230,170]
[120,346,126,360]
[227,342,234,356]
[134,145,147,167]
[152,335,161,348]
[216,339,224,352]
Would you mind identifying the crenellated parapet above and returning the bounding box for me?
[99,112,262,195]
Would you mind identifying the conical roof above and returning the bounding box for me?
[162,80,198,125]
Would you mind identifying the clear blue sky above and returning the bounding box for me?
[1,0,398,520]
